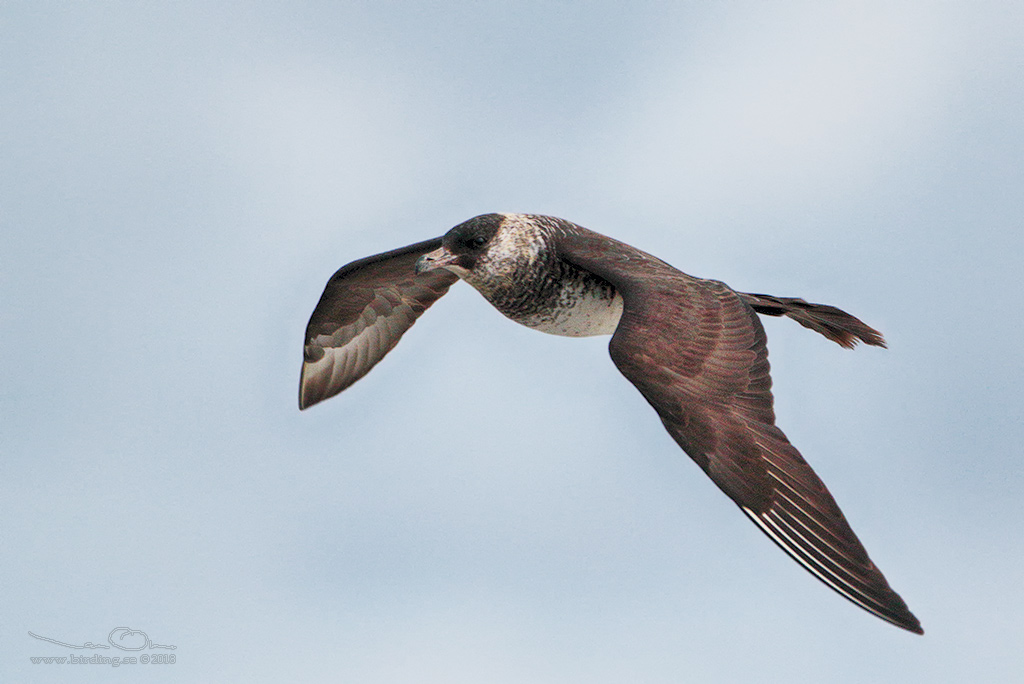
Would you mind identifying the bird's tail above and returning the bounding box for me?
[738,292,886,349]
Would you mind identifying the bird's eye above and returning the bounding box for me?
[471,236,487,247]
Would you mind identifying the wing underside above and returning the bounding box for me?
[300,237,458,409]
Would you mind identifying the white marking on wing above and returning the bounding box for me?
[741,506,902,627]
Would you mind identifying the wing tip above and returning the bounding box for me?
[881,609,924,635]
[298,359,323,411]
[740,506,923,634]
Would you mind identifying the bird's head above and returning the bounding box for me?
[415,213,550,295]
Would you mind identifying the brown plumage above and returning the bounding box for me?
[300,213,921,634]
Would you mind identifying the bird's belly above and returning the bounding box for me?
[515,289,624,337]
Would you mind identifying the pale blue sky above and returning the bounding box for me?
[3,2,1022,682]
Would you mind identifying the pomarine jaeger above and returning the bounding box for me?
[299,213,922,634]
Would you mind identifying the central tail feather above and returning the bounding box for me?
[738,293,886,349]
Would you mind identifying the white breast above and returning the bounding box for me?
[517,286,624,337]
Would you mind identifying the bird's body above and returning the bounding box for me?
[434,214,624,336]
[300,213,922,634]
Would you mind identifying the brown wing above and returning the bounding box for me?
[556,227,922,634]
[300,237,458,409]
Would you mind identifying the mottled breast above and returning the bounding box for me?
[496,264,624,337]
[456,213,624,337]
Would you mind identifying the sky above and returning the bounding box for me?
[2,1,1022,682]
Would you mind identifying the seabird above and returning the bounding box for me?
[299,213,922,634]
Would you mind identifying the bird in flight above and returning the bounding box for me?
[299,213,922,634]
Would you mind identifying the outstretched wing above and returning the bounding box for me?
[300,237,458,409]
[556,226,922,634]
